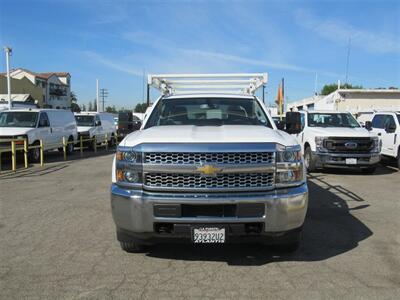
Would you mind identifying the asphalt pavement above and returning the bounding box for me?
[1,152,399,299]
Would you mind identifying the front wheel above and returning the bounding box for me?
[120,241,145,253]
[66,137,74,155]
[304,147,316,172]
[397,149,400,170]
[29,142,41,163]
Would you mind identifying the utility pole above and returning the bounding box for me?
[99,88,108,112]
[314,72,318,96]
[96,79,99,112]
[345,37,351,85]
[4,46,12,110]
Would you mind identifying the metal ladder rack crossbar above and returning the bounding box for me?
[148,73,268,96]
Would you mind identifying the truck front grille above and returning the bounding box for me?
[323,137,374,153]
[145,152,274,165]
[144,173,274,191]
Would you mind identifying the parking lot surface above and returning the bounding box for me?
[1,153,400,299]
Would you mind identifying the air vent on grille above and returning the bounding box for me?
[145,152,274,165]
[145,173,274,190]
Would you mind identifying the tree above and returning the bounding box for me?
[88,101,93,111]
[134,103,148,113]
[320,83,363,95]
[70,91,81,112]
[105,105,117,113]
[81,104,87,111]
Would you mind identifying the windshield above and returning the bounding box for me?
[145,97,272,128]
[75,115,95,126]
[397,114,400,124]
[308,113,360,128]
[0,111,38,128]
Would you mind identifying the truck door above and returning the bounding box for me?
[382,115,397,157]
[37,112,53,149]
[94,115,104,142]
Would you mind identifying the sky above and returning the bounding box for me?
[0,0,399,109]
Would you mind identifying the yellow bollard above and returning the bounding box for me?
[24,139,28,168]
[80,135,83,157]
[63,137,67,161]
[40,140,44,166]
[11,140,16,171]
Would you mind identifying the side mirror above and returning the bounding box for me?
[95,120,101,126]
[386,123,396,133]
[365,121,372,131]
[285,112,302,134]
[276,120,285,130]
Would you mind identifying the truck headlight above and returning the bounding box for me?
[116,149,140,163]
[315,136,326,152]
[371,137,380,153]
[276,146,304,187]
[115,146,142,185]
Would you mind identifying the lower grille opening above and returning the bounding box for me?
[155,223,174,234]
[181,204,236,218]
[245,223,263,234]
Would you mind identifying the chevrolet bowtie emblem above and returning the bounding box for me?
[196,164,222,176]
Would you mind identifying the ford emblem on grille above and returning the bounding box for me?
[345,142,358,149]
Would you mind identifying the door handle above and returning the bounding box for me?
[377,133,381,136]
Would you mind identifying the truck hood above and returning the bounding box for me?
[0,127,35,136]
[121,125,297,147]
[77,126,94,133]
[307,127,375,137]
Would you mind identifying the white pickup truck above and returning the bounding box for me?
[368,112,400,169]
[285,110,380,173]
[110,73,308,253]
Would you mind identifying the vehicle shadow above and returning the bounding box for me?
[317,163,396,176]
[143,179,373,266]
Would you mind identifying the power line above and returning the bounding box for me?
[99,88,108,112]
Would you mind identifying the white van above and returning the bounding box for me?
[369,112,400,169]
[0,109,78,162]
[74,112,117,147]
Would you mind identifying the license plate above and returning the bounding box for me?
[346,158,357,165]
[193,227,225,244]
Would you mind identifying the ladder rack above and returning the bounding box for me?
[148,73,268,96]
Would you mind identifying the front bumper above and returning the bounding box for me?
[313,151,380,168]
[110,183,308,243]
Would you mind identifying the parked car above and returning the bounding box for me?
[285,110,380,173]
[368,112,400,169]
[117,112,141,138]
[110,73,308,253]
[0,109,78,162]
[74,112,117,147]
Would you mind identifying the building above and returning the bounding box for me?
[0,94,38,110]
[2,68,71,109]
[0,75,43,106]
[288,89,400,113]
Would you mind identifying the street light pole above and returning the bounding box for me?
[4,47,12,110]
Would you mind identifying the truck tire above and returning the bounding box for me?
[108,136,116,147]
[66,137,74,155]
[120,241,145,253]
[304,147,316,172]
[29,141,41,163]
[397,148,400,170]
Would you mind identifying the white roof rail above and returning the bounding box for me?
[148,73,268,96]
